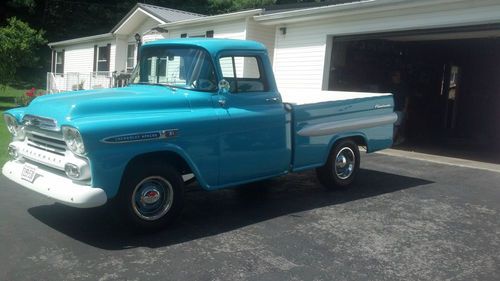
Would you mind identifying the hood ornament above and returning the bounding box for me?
[22,115,58,131]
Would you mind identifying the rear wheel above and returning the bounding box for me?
[116,163,184,231]
[316,139,360,189]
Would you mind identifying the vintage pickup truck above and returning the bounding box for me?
[3,39,396,229]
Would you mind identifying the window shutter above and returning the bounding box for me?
[180,33,187,38]
[61,49,65,74]
[106,43,111,71]
[93,45,97,72]
[51,50,56,73]
[206,30,214,38]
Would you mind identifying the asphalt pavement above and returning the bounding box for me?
[0,153,499,281]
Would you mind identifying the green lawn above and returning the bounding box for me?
[0,85,26,165]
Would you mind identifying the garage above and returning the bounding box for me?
[328,25,500,163]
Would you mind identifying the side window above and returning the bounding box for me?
[218,56,267,93]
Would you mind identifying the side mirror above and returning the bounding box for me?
[218,79,230,95]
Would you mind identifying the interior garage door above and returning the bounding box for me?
[328,25,500,163]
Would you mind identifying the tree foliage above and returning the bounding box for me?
[0,17,46,86]
[209,0,276,13]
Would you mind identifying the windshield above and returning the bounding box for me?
[130,46,217,92]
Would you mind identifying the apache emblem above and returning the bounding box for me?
[101,129,179,144]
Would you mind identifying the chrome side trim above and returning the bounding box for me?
[101,129,178,144]
[374,104,392,109]
[297,112,398,137]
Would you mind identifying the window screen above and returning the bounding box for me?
[55,51,64,74]
[97,46,109,72]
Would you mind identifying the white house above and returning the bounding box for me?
[49,0,500,153]
[47,3,205,91]
[48,0,500,92]
[47,3,278,92]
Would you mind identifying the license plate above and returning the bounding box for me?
[21,164,38,183]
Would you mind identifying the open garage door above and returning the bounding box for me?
[328,26,500,163]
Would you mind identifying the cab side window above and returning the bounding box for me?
[219,56,268,93]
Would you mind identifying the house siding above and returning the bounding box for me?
[245,18,275,65]
[59,42,95,74]
[167,19,247,75]
[139,18,165,43]
[168,19,247,40]
[143,31,167,43]
[49,40,115,91]
[273,20,328,92]
[109,43,116,73]
[115,37,128,73]
[56,40,115,74]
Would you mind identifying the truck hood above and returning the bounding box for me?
[24,85,190,124]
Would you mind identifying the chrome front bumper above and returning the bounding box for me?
[2,160,107,208]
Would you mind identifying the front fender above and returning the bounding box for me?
[89,142,217,199]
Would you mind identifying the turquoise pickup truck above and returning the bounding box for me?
[3,39,396,229]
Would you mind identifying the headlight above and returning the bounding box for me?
[4,114,25,140]
[62,126,86,155]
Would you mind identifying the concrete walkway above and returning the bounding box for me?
[376,148,500,173]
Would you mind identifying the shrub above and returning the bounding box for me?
[20,87,47,106]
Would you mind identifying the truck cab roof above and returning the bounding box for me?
[143,38,268,55]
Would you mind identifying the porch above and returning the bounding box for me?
[46,72,129,93]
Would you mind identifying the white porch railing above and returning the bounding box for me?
[46,72,118,93]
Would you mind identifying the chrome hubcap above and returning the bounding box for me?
[335,147,355,180]
[132,176,173,221]
[141,189,161,204]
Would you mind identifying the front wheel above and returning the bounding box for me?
[316,139,360,189]
[116,163,184,231]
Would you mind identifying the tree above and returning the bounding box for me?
[208,0,276,14]
[0,17,46,87]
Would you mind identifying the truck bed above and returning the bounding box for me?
[280,90,393,105]
[282,89,396,171]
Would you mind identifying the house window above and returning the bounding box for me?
[55,51,64,74]
[127,44,135,72]
[219,56,266,93]
[180,30,214,38]
[97,46,109,72]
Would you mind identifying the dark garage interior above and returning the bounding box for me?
[329,29,500,163]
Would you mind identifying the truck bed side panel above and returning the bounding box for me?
[291,95,395,171]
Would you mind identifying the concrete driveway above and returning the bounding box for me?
[0,153,499,281]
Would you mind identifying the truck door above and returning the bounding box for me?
[214,52,289,185]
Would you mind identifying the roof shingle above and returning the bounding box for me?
[138,3,205,23]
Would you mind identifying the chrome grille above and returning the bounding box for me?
[20,115,66,156]
[26,132,66,155]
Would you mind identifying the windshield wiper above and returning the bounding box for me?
[131,82,177,91]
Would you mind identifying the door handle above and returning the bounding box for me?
[265,97,280,103]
